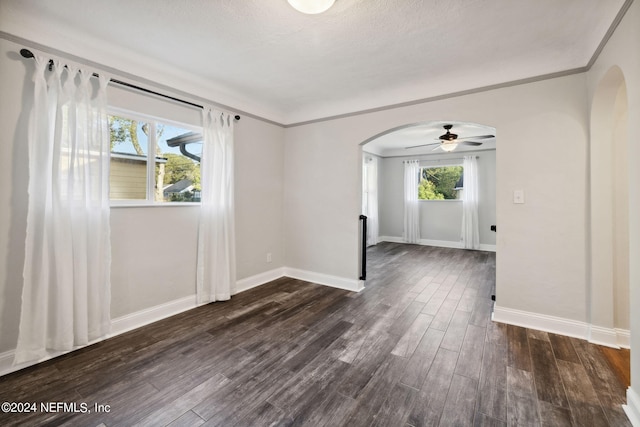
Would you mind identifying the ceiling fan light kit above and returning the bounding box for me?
[287,0,335,14]
[440,142,459,152]
[441,124,458,141]
[405,124,495,152]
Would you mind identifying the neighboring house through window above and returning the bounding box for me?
[109,111,203,204]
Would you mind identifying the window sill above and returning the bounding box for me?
[110,202,201,208]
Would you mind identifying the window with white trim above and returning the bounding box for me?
[418,165,463,200]
[109,112,203,203]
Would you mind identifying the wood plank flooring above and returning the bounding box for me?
[0,243,631,426]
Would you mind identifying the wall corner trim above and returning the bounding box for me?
[624,387,640,427]
[492,305,629,349]
[492,305,589,339]
[236,266,362,293]
[284,267,364,292]
[379,236,496,252]
[588,325,623,349]
[236,267,286,293]
[615,328,631,349]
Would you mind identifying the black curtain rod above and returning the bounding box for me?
[20,48,240,121]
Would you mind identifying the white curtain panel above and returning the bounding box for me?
[461,156,480,249]
[362,156,379,246]
[16,55,112,364]
[403,160,421,244]
[197,107,236,304]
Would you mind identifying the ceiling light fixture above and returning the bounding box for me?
[440,142,459,152]
[287,0,335,14]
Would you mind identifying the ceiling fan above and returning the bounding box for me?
[406,124,494,152]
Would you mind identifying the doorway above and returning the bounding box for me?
[359,121,497,282]
[589,65,630,349]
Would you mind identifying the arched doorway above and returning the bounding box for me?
[358,121,497,281]
[589,66,629,348]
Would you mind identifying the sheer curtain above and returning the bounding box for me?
[403,160,421,244]
[461,156,480,249]
[16,54,112,364]
[362,155,379,246]
[197,107,236,304]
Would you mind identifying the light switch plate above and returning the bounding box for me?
[514,189,525,204]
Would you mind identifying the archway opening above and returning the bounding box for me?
[589,65,629,351]
[358,120,497,285]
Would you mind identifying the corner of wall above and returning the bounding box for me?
[624,387,640,427]
[284,267,364,292]
[493,304,629,349]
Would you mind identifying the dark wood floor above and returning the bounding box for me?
[0,243,631,426]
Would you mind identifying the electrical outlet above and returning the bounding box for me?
[267,253,272,263]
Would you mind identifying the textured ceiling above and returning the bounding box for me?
[0,0,627,124]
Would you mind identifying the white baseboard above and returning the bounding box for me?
[110,295,197,336]
[1,265,363,377]
[381,235,463,248]
[379,236,496,252]
[113,266,361,334]
[421,238,464,249]
[284,267,364,292]
[492,305,629,349]
[236,267,286,293]
[379,236,404,244]
[108,268,298,336]
[588,325,631,348]
[616,328,631,349]
[0,295,200,377]
[624,387,640,427]
[492,305,589,340]
[237,267,363,293]
[589,325,621,348]
[0,350,18,377]
[478,243,497,252]
[0,347,82,378]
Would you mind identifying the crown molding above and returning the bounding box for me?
[2,0,633,128]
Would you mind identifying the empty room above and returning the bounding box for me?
[0,0,639,426]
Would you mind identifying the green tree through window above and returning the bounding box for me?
[108,114,201,203]
[418,166,463,200]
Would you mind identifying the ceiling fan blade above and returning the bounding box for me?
[460,141,483,146]
[405,142,441,149]
[456,134,494,141]
[432,145,443,151]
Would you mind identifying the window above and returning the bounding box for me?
[418,165,463,200]
[109,112,202,203]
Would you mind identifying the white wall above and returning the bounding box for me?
[478,152,497,247]
[0,37,285,355]
[377,150,496,248]
[0,38,30,355]
[285,72,589,322]
[107,82,203,319]
[612,85,630,330]
[586,0,640,419]
[283,123,362,280]
[110,207,200,318]
[2,7,637,413]
[235,114,285,279]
